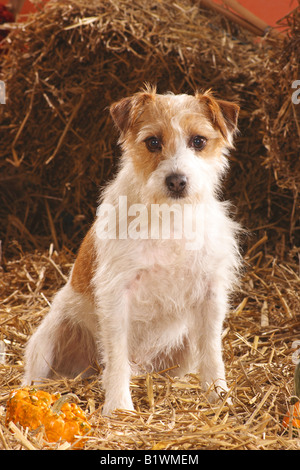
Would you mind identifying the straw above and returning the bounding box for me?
[0,0,299,450]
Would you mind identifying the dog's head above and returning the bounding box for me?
[110,85,239,203]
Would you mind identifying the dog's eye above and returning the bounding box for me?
[190,135,207,151]
[145,136,162,152]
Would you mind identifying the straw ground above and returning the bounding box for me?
[0,241,299,450]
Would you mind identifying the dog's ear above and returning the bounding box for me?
[110,96,133,134]
[216,99,240,134]
[110,87,156,134]
[196,91,239,143]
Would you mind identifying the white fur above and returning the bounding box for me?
[23,90,241,416]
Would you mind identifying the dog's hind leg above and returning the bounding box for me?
[22,282,98,385]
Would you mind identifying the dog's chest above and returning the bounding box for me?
[126,241,209,318]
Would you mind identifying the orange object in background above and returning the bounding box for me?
[1,0,47,17]
[214,0,298,29]
[0,3,14,43]
[229,0,298,27]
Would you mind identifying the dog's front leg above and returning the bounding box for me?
[196,286,230,402]
[98,288,134,416]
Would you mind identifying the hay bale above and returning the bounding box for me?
[260,4,300,189]
[255,5,300,246]
[1,0,298,258]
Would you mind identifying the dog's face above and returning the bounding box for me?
[110,86,239,203]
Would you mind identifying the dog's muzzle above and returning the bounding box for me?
[165,173,187,199]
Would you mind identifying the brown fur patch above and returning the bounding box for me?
[110,86,156,134]
[196,91,239,141]
[123,95,179,181]
[70,225,96,299]
[129,138,163,181]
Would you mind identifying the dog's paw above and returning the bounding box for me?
[203,379,232,405]
[207,390,233,405]
[206,389,220,404]
[102,397,135,417]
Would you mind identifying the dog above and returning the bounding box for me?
[23,85,241,416]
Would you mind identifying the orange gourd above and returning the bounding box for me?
[282,402,300,429]
[282,362,300,431]
[5,387,91,448]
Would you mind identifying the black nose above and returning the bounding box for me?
[165,173,187,198]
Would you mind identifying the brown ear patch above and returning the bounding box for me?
[110,96,133,134]
[217,99,240,133]
[110,87,156,134]
[196,91,239,142]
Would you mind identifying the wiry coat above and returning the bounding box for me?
[23,86,241,415]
